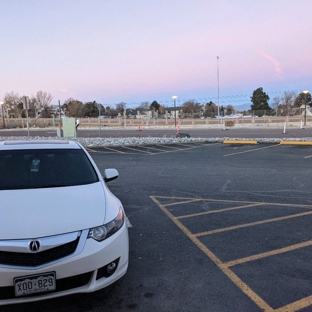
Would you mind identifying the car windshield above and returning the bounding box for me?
[0,148,99,190]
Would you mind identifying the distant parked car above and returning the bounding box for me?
[0,140,129,305]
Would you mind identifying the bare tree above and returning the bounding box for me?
[274,91,297,116]
[137,101,150,110]
[3,91,23,118]
[183,100,202,118]
[31,90,53,117]
[272,96,282,115]
[116,102,126,115]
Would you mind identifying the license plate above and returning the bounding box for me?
[14,272,56,297]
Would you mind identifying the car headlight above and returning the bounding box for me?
[88,207,124,241]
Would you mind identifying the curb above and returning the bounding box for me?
[223,140,258,144]
[279,141,312,146]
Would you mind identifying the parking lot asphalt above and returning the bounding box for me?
[4,142,312,312]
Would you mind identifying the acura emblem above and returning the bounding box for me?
[29,240,40,252]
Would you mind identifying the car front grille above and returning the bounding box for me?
[0,238,79,267]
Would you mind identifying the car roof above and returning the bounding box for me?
[0,140,81,150]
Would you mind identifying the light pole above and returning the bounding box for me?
[217,56,220,120]
[303,90,309,126]
[172,96,177,127]
[0,102,5,129]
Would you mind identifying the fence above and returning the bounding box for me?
[0,114,310,129]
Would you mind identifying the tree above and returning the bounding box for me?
[150,100,160,112]
[183,100,202,118]
[104,106,117,118]
[98,104,105,116]
[203,101,217,118]
[158,105,166,115]
[3,91,23,118]
[63,98,85,117]
[294,92,312,107]
[137,101,150,110]
[116,102,126,115]
[272,91,297,116]
[31,90,53,117]
[225,104,235,116]
[84,101,99,118]
[250,87,271,116]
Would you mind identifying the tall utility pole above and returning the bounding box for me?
[0,102,5,129]
[172,96,177,127]
[217,56,220,119]
[303,90,310,126]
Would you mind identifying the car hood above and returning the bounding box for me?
[0,182,107,240]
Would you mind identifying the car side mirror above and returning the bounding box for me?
[103,168,119,182]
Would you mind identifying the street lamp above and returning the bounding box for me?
[0,102,5,129]
[172,96,177,127]
[217,56,220,120]
[303,90,309,126]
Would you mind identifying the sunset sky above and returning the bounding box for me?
[1,0,311,108]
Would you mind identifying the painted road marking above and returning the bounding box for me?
[224,144,280,157]
[151,196,274,312]
[120,146,154,154]
[224,239,312,267]
[151,196,312,311]
[195,210,312,237]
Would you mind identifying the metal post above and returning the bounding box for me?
[1,103,5,129]
[26,104,30,137]
[95,101,101,137]
[0,102,6,129]
[303,90,309,126]
[174,98,176,127]
[217,56,220,121]
[58,100,61,122]
[172,96,177,127]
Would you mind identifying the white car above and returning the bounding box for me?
[0,140,129,305]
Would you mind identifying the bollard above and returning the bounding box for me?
[177,120,180,134]
[300,119,303,129]
[283,121,286,134]
[137,121,142,131]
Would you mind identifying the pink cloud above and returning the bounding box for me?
[260,52,282,75]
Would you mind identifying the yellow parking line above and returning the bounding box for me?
[140,146,169,152]
[223,140,258,144]
[176,203,264,219]
[152,196,312,209]
[150,195,274,312]
[121,146,154,154]
[225,239,312,267]
[101,146,126,154]
[152,142,220,155]
[156,144,183,150]
[224,144,279,157]
[275,295,312,312]
[195,210,312,237]
[85,147,98,152]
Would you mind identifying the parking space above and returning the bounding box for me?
[86,141,214,155]
[151,196,312,311]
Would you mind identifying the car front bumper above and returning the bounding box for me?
[0,223,129,306]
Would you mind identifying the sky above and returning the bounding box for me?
[1,0,311,108]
